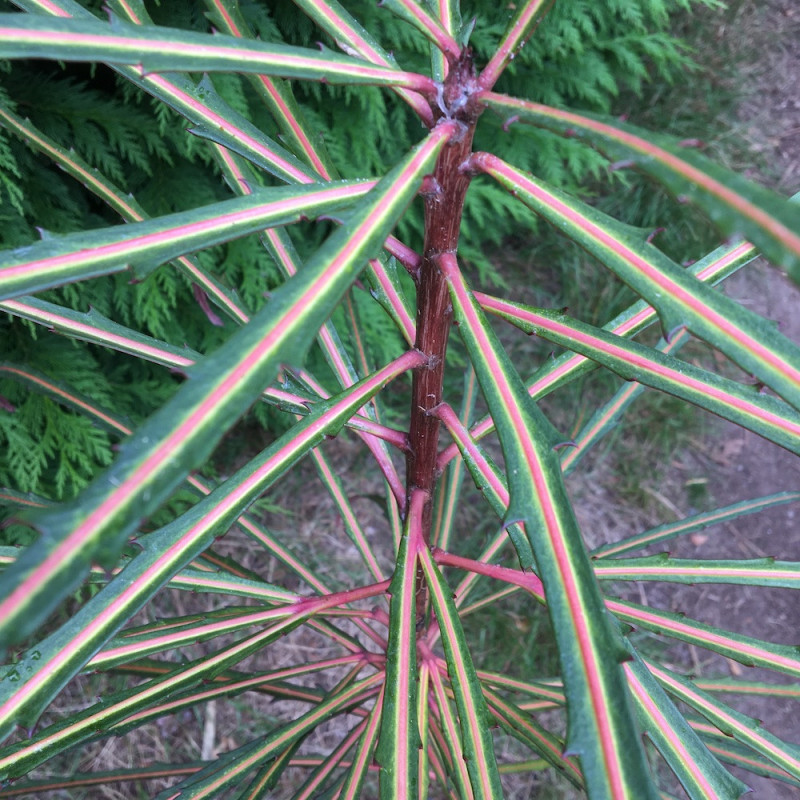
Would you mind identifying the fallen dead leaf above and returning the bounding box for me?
[708,436,746,467]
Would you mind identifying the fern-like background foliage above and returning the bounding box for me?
[0,0,715,507]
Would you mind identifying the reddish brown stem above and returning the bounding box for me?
[405,50,483,625]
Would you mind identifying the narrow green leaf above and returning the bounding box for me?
[0,353,415,737]
[202,0,338,180]
[11,0,331,200]
[213,145,414,513]
[144,567,297,604]
[292,719,368,800]
[430,0,462,37]
[417,663,432,797]
[558,330,691,476]
[0,69,317,206]
[379,0,461,61]
[0,763,205,799]
[473,152,800,412]
[612,600,800,679]
[0,127,449,653]
[0,14,436,92]
[443,549,800,685]
[482,94,800,279]
[105,664,360,737]
[189,75,321,183]
[427,660,475,798]
[702,737,800,789]
[477,669,565,706]
[308,445,386,582]
[479,294,800,456]
[525,230,768,402]
[432,369,477,550]
[478,0,555,91]
[459,585,521,619]
[0,181,371,300]
[439,253,657,799]
[0,297,397,445]
[89,607,301,670]
[690,708,800,788]
[0,491,50,510]
[6,1,335,242]
[238,743,302,800]
[362,255,417,345]
[152,740,292,800]
[593,492,800,558]
[0,613,383,779]
[693,678,800,699]
[0,620,304,779]
[483,685,583,788]
[208,157,390,583]
[339,687,385,800]
[289,0,434,124]
[419,545,503,799]
[0,103,146,222]
[434,402,537,571]
[0,296,196,370]
[430,549,756,797]
[649,663,800,781]
[623,657,747,799]
[10,0,425,409]
[596,555,800,589]
[436,206,769,474]
[377,488,423,800]
[151,677,378,800]
[0,363,132,435]
[426,717,464,790]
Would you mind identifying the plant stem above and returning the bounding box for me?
[406,50,483,625]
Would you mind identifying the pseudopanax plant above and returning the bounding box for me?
[0,0,709,505]
[0,0,800,798]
